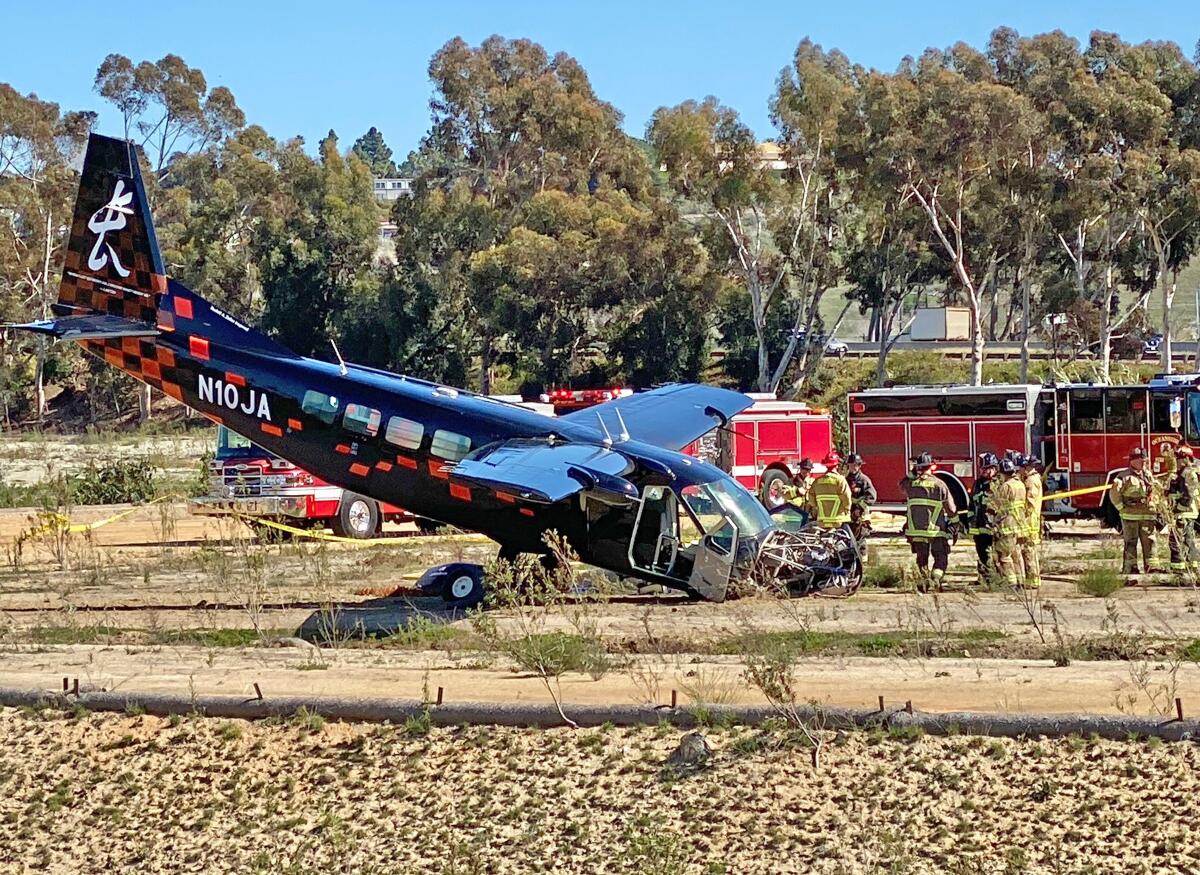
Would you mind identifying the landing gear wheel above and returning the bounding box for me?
[441,565,485,609]
[331,494,379,539]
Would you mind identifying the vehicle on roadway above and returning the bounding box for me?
[12,133,857,604]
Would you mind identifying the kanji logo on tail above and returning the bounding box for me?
[87,180,134,278]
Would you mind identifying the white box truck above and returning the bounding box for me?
[910,307,972,341]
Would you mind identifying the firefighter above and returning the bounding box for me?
[781,458,816,509]
[845,452,877,549]
[1019,455,1044,589]
[969,452,999,586]
[1168,445,1199,576]
[1110,447,1162,577]
[805,452,852,531]
[989,457,1027,587]
[901,452,956,591]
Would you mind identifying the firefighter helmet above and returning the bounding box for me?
[823,451,842,467]
[846,452,865,465]
[1000,458,1017,475]
[913,451,935,470]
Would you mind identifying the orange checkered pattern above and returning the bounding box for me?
[82,337,187,403]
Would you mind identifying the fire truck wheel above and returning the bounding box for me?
[332,494,380,539]
[759,469,790,507]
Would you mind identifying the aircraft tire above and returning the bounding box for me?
[332,494,380,539]
[441,565,485,608]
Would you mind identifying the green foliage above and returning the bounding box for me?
[619,815,690,875]
[1075,568,1126,598]
[506,632,609,680]
[351,126,397,176]
[69,459,156,505]
[862,562,907,589]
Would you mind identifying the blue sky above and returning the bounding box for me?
[3,0,1197,158]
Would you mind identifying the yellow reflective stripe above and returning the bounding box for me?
[815,494,849,524]
[905,497,943,537]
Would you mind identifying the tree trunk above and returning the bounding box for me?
[969,290,984,386]
[479,330,494,395]
[1019,229,1035,384]
[138,383,152,424]
[1099,265,1116,385]
[1160,248,1173,374]
[34,339,46,426]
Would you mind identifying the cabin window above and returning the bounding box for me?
[343,403,381,437]
[301,390,339,425]
[1104,389,1145,435]
[431,430,471,461]
[1069,390,1103,434]
[385,416,424,450]
[1150,395,1179,435]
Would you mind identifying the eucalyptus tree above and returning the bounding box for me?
[0,86,92,421]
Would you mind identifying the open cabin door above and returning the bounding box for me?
[685,516,738,602]
[626,483,741,602]
[628,486,680,577]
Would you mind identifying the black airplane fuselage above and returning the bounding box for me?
[18,133,771,599]
[97,310,732,580]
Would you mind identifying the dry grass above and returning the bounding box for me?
[0,707,1197,873]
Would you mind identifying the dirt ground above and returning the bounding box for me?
[0,502,1197,718]
[1,706,1197,874]
[0,499,1190,715]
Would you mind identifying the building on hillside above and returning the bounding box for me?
[373,178,414,201]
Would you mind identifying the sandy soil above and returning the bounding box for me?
[0,706,1196,874]
[1,643,1195,716]
[2,503,1199,720]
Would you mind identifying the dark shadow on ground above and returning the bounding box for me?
[295,594,466,642]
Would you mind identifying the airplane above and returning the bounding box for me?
[11,133,858,606]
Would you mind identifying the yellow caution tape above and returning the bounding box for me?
[232,513,484,547]
[66,494,180,533]
[232,513,400,546]
[1040,482,1112,503]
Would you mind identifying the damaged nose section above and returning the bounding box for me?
[753,527,864,598]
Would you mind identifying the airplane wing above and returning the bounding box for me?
[560,384,754,451]
[6,314,158,341]
[450,440,638,504]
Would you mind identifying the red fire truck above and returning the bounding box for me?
[190,426,408,538]
[688,396,833,502]
[848,376,1200,525]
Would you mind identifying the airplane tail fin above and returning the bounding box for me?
[56,134,165,325]
[19,132,296,359]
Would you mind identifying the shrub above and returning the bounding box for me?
[507,632,609,680]
[70,459,156,505]
[1075,567,1125,598]
[862,563,906,589]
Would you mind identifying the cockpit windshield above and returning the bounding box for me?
[678,476,773,539]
